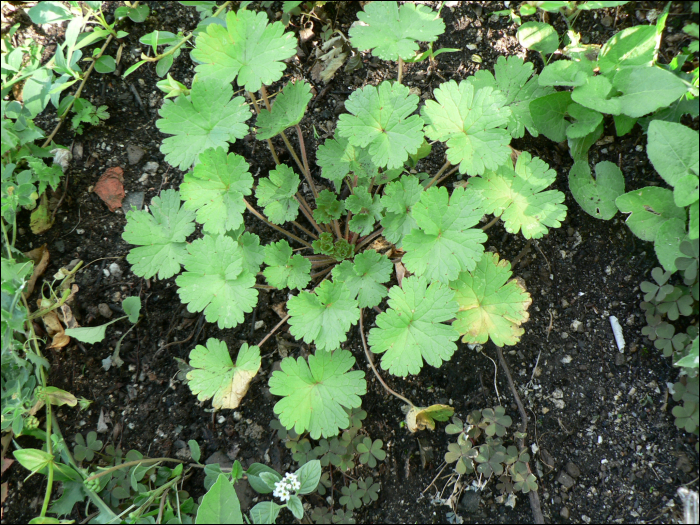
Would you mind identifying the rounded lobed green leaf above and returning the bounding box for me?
[256,81,312,140]
[263,239,311,290]
[331,250,392,308]
[255,164,300,225]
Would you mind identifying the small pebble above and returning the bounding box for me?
[98,303,112,318]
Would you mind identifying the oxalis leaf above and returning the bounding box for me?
[263,239,311,290]
[331,250,392,309]
[191,9,296,91]
[337,81,424,170]
[122,189,195,280]
[269,349,366,439]
[402,186,487,284]
[349,1,445,62]
[176,234,258,329]
[187,338,261,410]
[468,152,567,239]
[451,252,532,347]
[256,81,312,140]
[180,147,253,234]
[471,56,555,138]
[255,164,300,224]
[156,78,250,171]
[422,79,512,175]
[287,280,360,352]
[368,275,459,377]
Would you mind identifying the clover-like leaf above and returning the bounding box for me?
[287,280,360,351]
[175,234,258,329]
[402,186,487,284]
[339,482,364,511]
[331,250,392,308]
[180,147,253,234]
[156,78,250,171]
[356,438,386,468]
[122,189,195,280]
[569,160,625,220]
[422,79,512,175]
[316,136,378,192]
[337,81,424,170]
[445,441,476,475]
[314,190,345,224]
[269,349,366,439]
[471,56,555,138]
[349,1,445,62]
[191,9,296,91]
[452,252,531,347]
[475,443,508,476]
[263,239,311,290]
[256,81,312,140]
[345,186,383,236]
[255,164,299,224]
[187,338,261,409]
[368,276,459,377]
[480,406,512,437]
[468,152,567,239]
[380,175,422,246]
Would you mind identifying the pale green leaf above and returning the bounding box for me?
[566,103,603,139]
[571,75,621,115]
[598,25,656,75]
[187,338,261,409]
[380,175,422,245]
[529,91,572,143]
[287,280,360,351]
[255,164,300,224]
[402,186,487,283]
[647,121,699,207]
[349,1,445,61]
[269,349,366,439]
[616,187,686,242]
[237,232,265,275]
[256,81,312,140]
[313,189,345,224]
[156,78,250,171]
[263,239,311,290]
[655,218,688,273]
[613,66,688,118]
[452,252,531,347]
[191,10,296,91]
[468,152,567,239]
[337,81,424,170]
[538,59,593,87]
[316,136,378,191]
[517,22,559,54]
[122,189,195,279]
[569,160,625,220]
[196,473,243,524]
[180,147,253,234]
[331,250,392,308]
[367,276,459,377]
[345,186,383,236]
[422,79,511,175]
[176,234,258,329]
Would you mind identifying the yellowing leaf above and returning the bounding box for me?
[405,404,454,432]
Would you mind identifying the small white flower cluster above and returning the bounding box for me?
[273,472,301,502]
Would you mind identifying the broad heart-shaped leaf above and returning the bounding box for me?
[180,147,253,234]
[380,175,422,246]
[616,187,686,242]
[191,9,296,91]
[122,189,195,280]
[402,186,487,283]
[263,239,311,290]
[176,234,258,329]
[337,81,424,170]
[187,338,261,409]
[268,349,366,439]
[613,66,688,118]
[367,276,459,377]
[530,91,572,143]
[331,250,392,308]
[349,1,445,61]
[256,81,312,140]
[571,75,621,115]
[255,164,299,224]
[468,153,567,239]
[316,136,378,191]
[655,218,689,273]
[345,186,384,236]
[569,160,625,220]
[451,252,532,347]
[156,78,250,171]
[566,103,603,139]
[287,280,360,351]
[517,22,559,54]
[647,121,699,207]
[598,24,656,75]
[538,59,594,87]
[421,79,512,175]
[471,56,555,138]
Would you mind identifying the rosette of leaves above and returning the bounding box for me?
[122,189,195,280]
[175,234,258,329]
[337,81,424,170]
[421,78,512,175]
[268,349,367,439]
[156,78,251,170]
[179,147,253,234]
[287,280,360,351]
[451,252,532,347]
[191,9,297,91]
[255,80,312,140]
[368,275,459,377]
[349,1,445,62]
[255,164,300,225]
[468,152,567,239]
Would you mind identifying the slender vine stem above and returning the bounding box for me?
[244,199,313,248]
[295,193,326,235]
[85,458,183,482]
[295,124,312,190]
[310,266,333,280]
[359,310,414,407]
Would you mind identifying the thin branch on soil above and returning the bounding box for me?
[534,240,551,272]
[244,198,313,248]
[355,228,384,252]
[310,266,333,280]
[397,56,404,84]
[257,314,290,348]
[295,193,326,235]
[421,462,448,495]
[359,310,415,407]
[295,124,313,193]
[480,215,500,231]
[425,160,451,189]
[291,220,318,240]
[495,346,545,525]
[247,90,281,165]
[432,165,460,188]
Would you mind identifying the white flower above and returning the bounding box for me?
[273,472,300,503]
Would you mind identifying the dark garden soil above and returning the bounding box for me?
[2,1,698,523]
